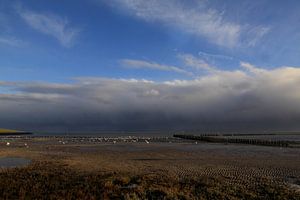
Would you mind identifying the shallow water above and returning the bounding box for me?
[224,135,300,142]
[0,157,31,168]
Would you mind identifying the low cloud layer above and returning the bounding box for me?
[1,63,300,132]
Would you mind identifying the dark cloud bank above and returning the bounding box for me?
[1,64,300,132]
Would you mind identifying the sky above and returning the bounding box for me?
[1,0,300,132]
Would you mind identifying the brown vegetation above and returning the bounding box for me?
[0,161,299,200]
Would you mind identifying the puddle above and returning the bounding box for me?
[0,157,31,168]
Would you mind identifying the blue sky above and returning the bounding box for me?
[1,0,300,131]
[0,0,299,83]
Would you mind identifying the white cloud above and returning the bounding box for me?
[106,0,241,47]
[17,7,79,47]
[122,59,194,76]
[240,62,267,74]
[178,54,215,72]
[198,51,234,61]
[104,0,270,48]
[245,26,271,47]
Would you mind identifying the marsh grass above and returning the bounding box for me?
[0,161,299,200]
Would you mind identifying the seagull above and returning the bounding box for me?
[6,142,10,146]
[145,140,150,144]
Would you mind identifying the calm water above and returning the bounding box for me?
[0,157,31,168]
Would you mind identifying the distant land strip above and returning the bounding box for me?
[0,129,32,135]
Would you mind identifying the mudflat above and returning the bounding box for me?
[0,136,299,199]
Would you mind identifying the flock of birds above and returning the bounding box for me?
[53,136,180,145]
[0,135,191,148]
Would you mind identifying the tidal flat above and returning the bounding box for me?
[0,135,299,199]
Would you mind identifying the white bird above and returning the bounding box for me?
[6,142,10,146]
[113,141,116,144]
[145,140,150,144]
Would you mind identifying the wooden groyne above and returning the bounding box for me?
[173,134,291,147]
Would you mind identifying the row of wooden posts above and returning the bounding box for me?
[173,134,290,147]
